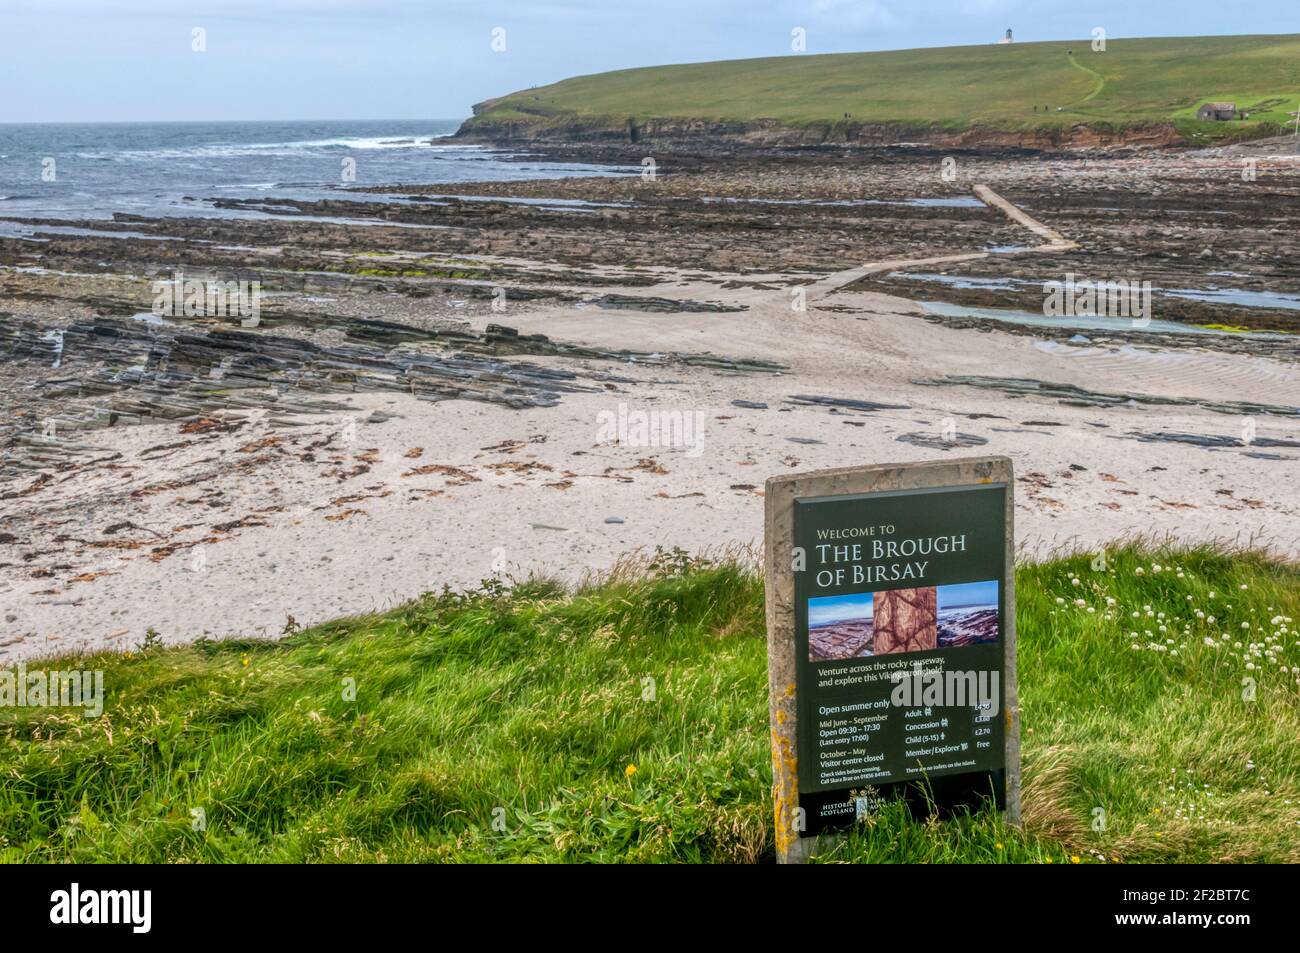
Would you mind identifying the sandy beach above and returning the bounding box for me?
[3,145,1298,659]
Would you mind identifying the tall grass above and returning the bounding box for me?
[1,543,1296,863]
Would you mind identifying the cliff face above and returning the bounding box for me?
[455,112,1187,150]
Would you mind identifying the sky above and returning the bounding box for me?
[1,1,1296,123]
[936,580,998,611]
[808,592,872,627]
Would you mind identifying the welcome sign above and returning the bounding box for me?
[764,457,1020,863]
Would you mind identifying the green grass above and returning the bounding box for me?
[2,544,1297,863]
[464,34,1300,142]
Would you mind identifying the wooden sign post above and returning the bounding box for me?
[765,457,1020,863]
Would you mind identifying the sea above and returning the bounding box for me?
[0,118,632,236]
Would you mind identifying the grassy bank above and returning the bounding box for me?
[1,544,1297,863]
[464,34,1300,143]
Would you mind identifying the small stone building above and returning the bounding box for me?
[1197,102,1238,121]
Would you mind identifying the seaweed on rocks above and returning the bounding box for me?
[0,315,784,474]
[914,375,1300,419]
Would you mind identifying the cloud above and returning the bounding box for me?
[958,0,1017,15]
[3,0,688,18]
[808,0,897,28]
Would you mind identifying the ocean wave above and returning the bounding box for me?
[70,134,448,162]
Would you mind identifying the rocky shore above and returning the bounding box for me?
[2,143,1297,658]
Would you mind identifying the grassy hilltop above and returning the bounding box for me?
[2,545,1297,863]
[461,34,1300,145]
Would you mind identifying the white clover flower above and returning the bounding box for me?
[1056,597,1065,605]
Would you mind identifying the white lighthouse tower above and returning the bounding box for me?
[999,28,1014,44]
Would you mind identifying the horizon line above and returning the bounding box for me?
[0,117,469,127]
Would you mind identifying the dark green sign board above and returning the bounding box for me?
[765,458,1019,862]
